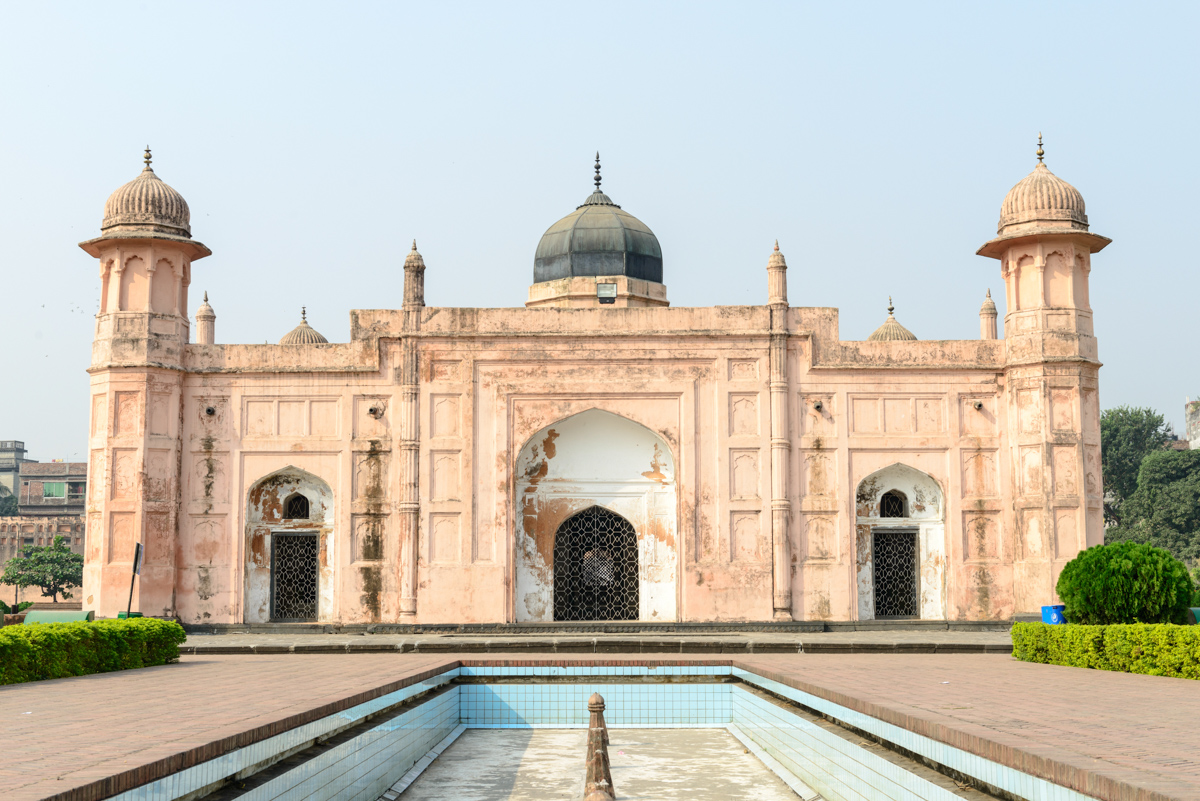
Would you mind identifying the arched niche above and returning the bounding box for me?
[854,463,946,621]
[244,466,334,623]
[514,408,677,622]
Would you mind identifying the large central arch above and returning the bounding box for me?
[514,409,677,622]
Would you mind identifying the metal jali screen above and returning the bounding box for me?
[271,533,319,621]
[872,529,918,617]
[553,506,639,621]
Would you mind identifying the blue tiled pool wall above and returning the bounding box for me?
[461,682,730,727]
[732,668,1094,801]
[109,671,457,801]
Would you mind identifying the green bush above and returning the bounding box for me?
[0,600,34,615]
[1012,621,1200,679]
[1055,541,1193,624]
[0,618,186,685]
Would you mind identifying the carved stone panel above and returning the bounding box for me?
[851,397,881,433]
[91,394,107,437]
[430,513,460,564]
[1019,508,1045,560]
[144,449,172,502]
[111,449,138,500]
[1017,388,1042,435]
[431,450,461,501]
[310,400,338,436]
[916,398,944,433]
[1054,511,1079,559]
[731,511,761,562]
[353,451,390,505]
[145,512,172,564]
[729,394,759,437]
[191,452,229,505]
[353,515,385,562]
[728,359,759,381]
[431,394,461,438]
[1053,446,1078,495]
[431,360,462,382]
[803,452,835,498]
[1051,389,1076,432]
[801,395,835,437]
[1018,446,1042,496]
[245,400,274,436]
[108,512,136,563]
[730,449,759,500]
[279,401,305,436]
[148,392,172,436]
[353,396,390,438]
[114,391,140,437]
[962,451,997,498]
[804,516,836,561]
[964,513,1000,561]
[884,398,912,433]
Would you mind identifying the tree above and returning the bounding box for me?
[1100,406,1173,526]
[1106,449,1200,563]
[0,495,17,516]
[0,536,83,603]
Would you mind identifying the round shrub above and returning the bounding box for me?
[1056,541,1194,624]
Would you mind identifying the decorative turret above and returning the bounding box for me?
[977,135,1108,616]
[403,240,425,311]
[867,298,918,341]
[527,154,667,308]
[979,289,997,339]
[767,240,788,306]
[279,307,329,345]
[196,291,216,345]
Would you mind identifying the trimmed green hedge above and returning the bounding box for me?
[1012,621,1200,679]
[0,618,186,684]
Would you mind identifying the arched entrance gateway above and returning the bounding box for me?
[855,464,946,620]
[244,467,335,623]
[514,410,678,622]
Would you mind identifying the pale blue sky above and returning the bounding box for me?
[1,1,1196,460]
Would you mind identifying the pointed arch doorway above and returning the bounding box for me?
[514,409,678,623]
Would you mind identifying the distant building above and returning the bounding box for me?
[1187,400,1200,450]
[18,461,87,517]
[0,459,87,605]
[0,441,31,497]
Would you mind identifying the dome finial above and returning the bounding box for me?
[888,296,895,316]
[301,306,307,322]
[203,291,208,302]
[774,239,779,252]
[986,288,992,299]
[1036,132,1044,163]
[143,145,152,171]
[412,239,418,251]
[594,152,602,191]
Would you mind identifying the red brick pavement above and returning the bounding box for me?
[1,653,1197,801]
[740,654,1200,801]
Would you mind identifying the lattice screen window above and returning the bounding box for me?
[553,506,639,622]
[879,490,907,518]
[271,533,318,621]
[284,493,310,520]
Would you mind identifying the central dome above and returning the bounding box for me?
[533,155,663,284]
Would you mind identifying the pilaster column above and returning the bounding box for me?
[398,242,425,617]
[767,242,792,620]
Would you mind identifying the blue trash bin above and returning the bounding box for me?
[1041,604,1066,624]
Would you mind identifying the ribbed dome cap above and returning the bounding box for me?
[196,291,215,320]
[980,288,997,314]
[868,298,918,342]
[102,148,191,237]
[279,308,328,345]
[998,139,1087,233]
[533,155,663,284]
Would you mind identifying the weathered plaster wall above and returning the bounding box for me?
[513,410,677,622]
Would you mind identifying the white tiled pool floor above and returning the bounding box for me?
[398,728,800,800]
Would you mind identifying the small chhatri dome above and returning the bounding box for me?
[534,153,663,284]
[868,297,918,342]
[279,307,328,345]
[980,288,997,313]
[404,239,425,268]
[196,291,215,320]
[997,134,1087,233]
[102,147,192,237]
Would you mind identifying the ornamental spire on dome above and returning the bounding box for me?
[1036,132,1044,163]
[144,145,153,171]
[594,152,602,191]
[867,296,918,341]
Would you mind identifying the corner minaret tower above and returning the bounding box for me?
[977,135,1109,614]
[79,148,210,618]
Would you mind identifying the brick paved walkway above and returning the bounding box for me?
[1,652,1195,801]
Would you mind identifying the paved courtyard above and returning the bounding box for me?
[1,651,1196,801]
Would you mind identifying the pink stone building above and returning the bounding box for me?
[80,145,1107,624]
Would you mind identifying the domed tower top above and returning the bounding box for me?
[533,154,663,284]
[978,135,1109,259]
[80,148,210,259]
[103,147,192,237]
